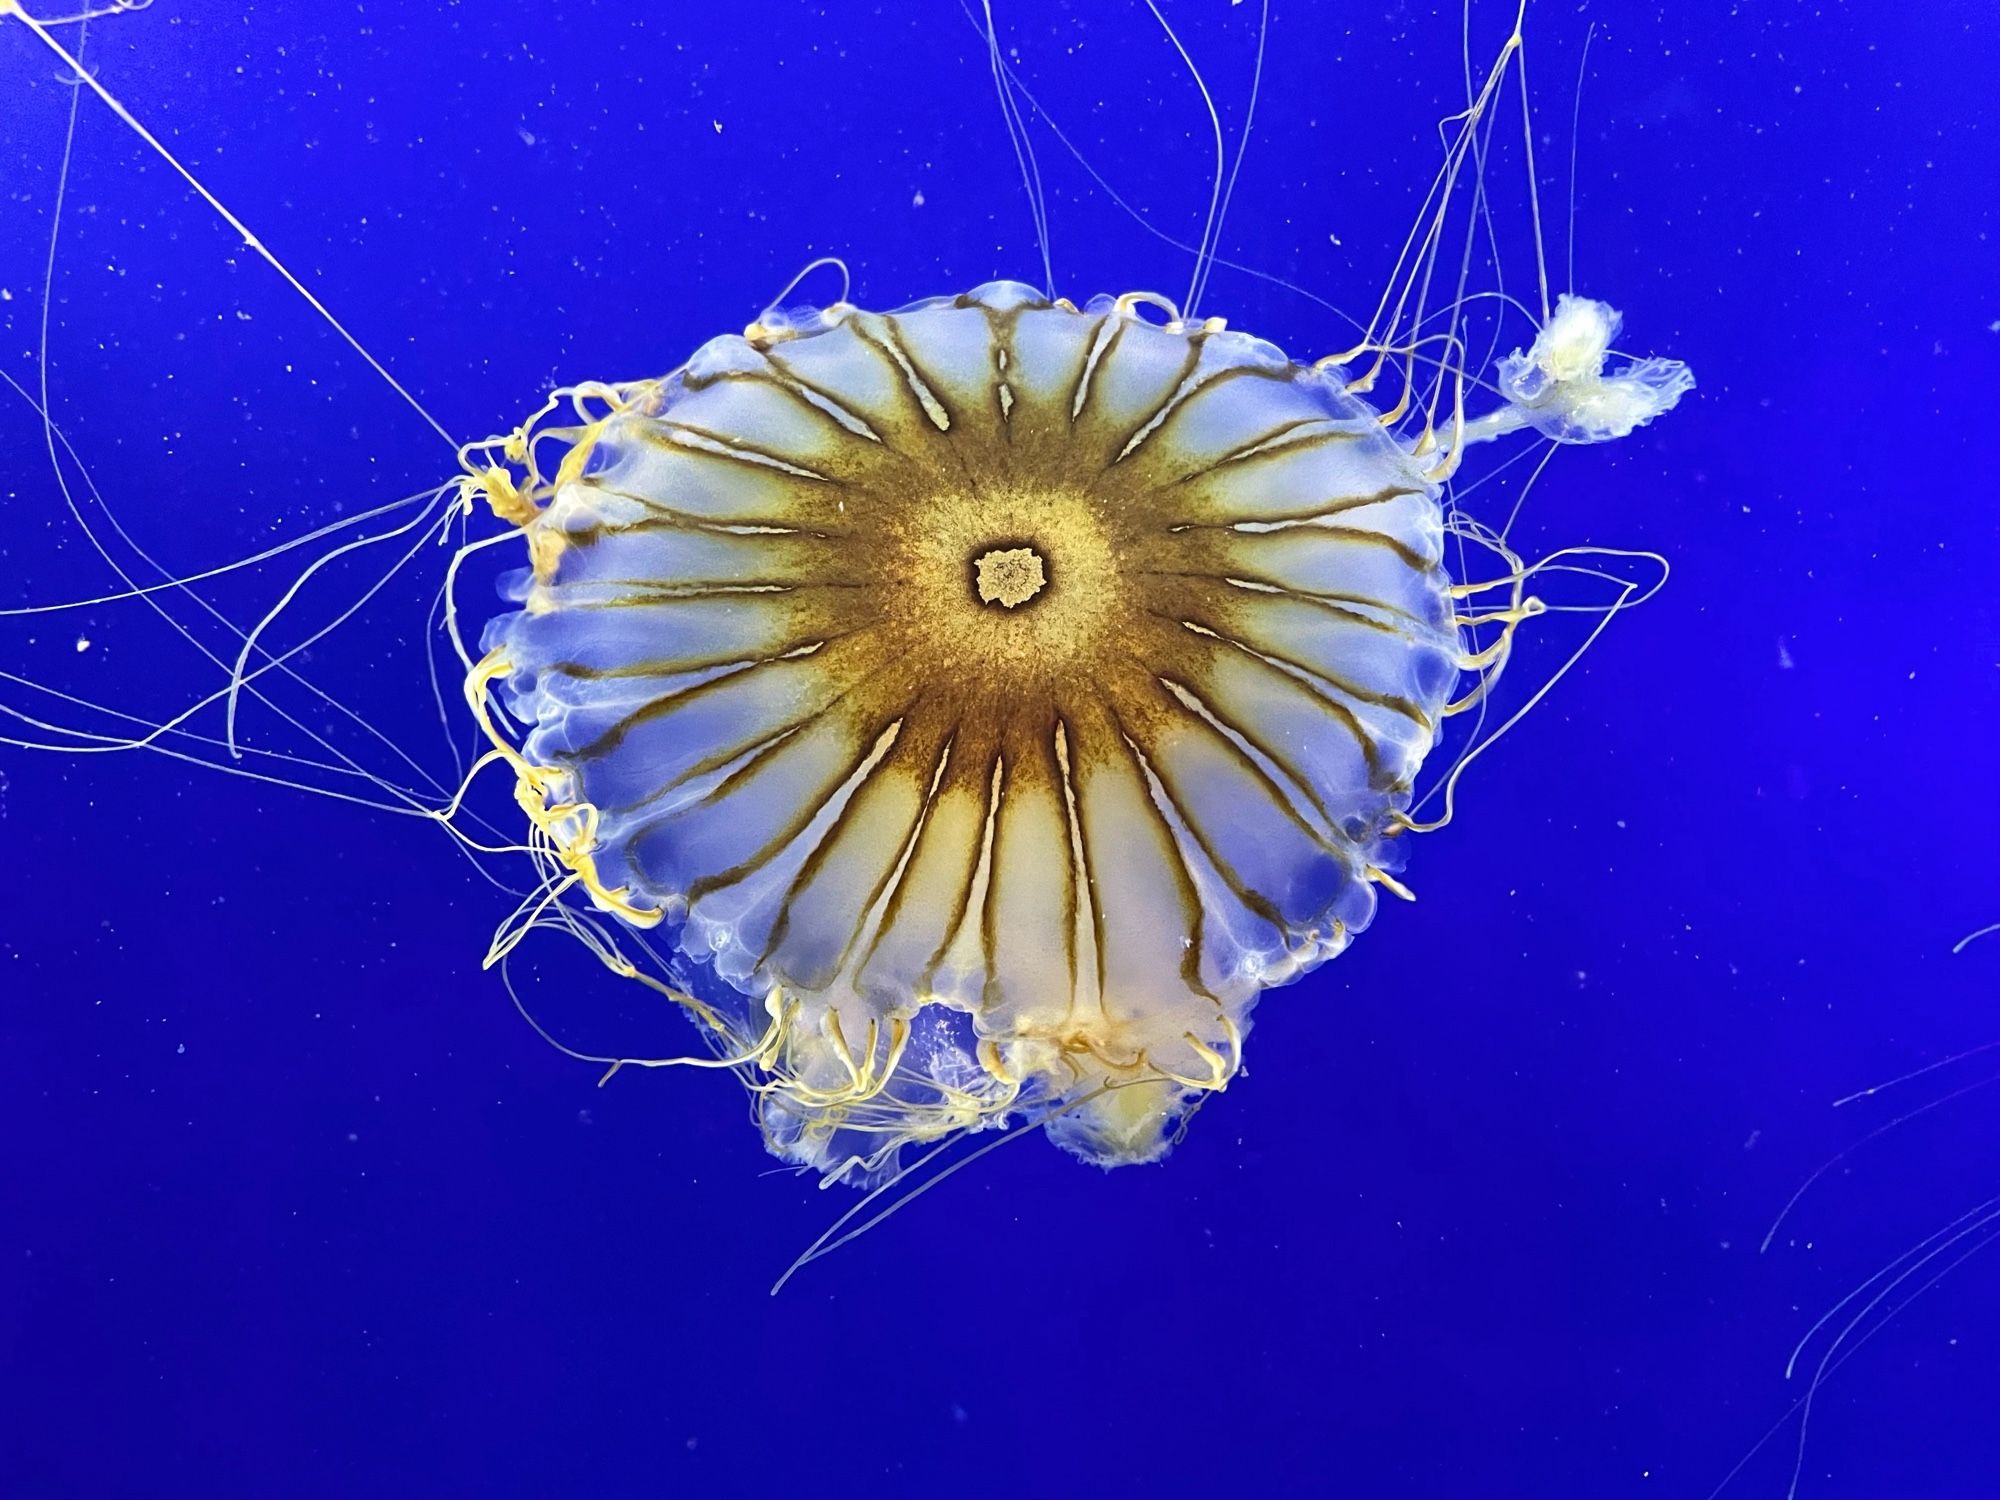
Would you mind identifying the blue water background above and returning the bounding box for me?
[2,3,1996,1496]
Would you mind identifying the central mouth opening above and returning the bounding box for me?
[971,543,1049,610]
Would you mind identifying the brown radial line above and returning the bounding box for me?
[883,313,1013,473]
[1163,484,1428,534]
[1161,622,1388,781]
[1147,667,1353,848]
[1112,677,1302,940]
[598,717,809,820]
[1104,331,1207,466]
[644,655,899,815]
[569,630,883,761]
[593,656,892,818]
[974,745,1025,1016]
[681,365,887,449]
[554,504,814,539]
[876,316,1008,503]
[635,420,848,487]
[752,348,904,452]
[1051,715,1097,1017]
[834,728,960,986]
[1131,567,1413,636]
[556,552,884,604]
[750,706,950,974]
[1067,314,1123,422]
[547,582,870,607]
[1115,359,1302,465]
[548,534,852,581]
[1097,698,1222,1006]
[543,617,882,684]
[977,716,1078,1016]
[684,691,920,905]
[850,318,958,435]
[984,298,1102,426]
[961,297,1034,437]
[1162,419,1362,487]
[917,747,1004,1002]
[571,484,828,540]
[1146,597,1435,731]
[1224,516,1432,576]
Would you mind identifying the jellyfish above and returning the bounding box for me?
[461,280,1688,1181]
[0,0,1690,1192]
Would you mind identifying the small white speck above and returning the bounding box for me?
[74,636,91,653]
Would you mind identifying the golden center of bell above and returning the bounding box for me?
[971,544,1048,610]
[877,481,1120,683]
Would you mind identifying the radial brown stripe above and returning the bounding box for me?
[919,749,1004,1002]
[1154,620,1390,781]
[1119,360,1303,466]
[1164,420,1363,487]
[858,317,957,434]
[974,750,1013,1016]
[572,633,879,763]
[1107,332,1208,464]
[1032,712,1080,1016]
[758,345,902,447]
[1118,692,1301,943]
[1127,652,1353,859]
[840,730,959,985]
[577,480,831,534]
[1051,716,1100,1023]
[1100,700,1221,1006]
[604,717,811,819]
[1132,568,1411,636]
[684,702,915,904]
[1207,574,1435,631]
[1165,484,1427,533]
[1154,608,1436,732]
[1153,672,1351,845]
[643,421,843,483]
[753,705,952,974]
[912,734,1005,999]
[551,584,852,607]
[680,367,887,447]
[1069,314,1124,421]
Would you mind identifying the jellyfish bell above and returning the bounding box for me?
[461,278,1686,1180]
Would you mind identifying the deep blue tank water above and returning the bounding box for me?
[2,4,1995,1497]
